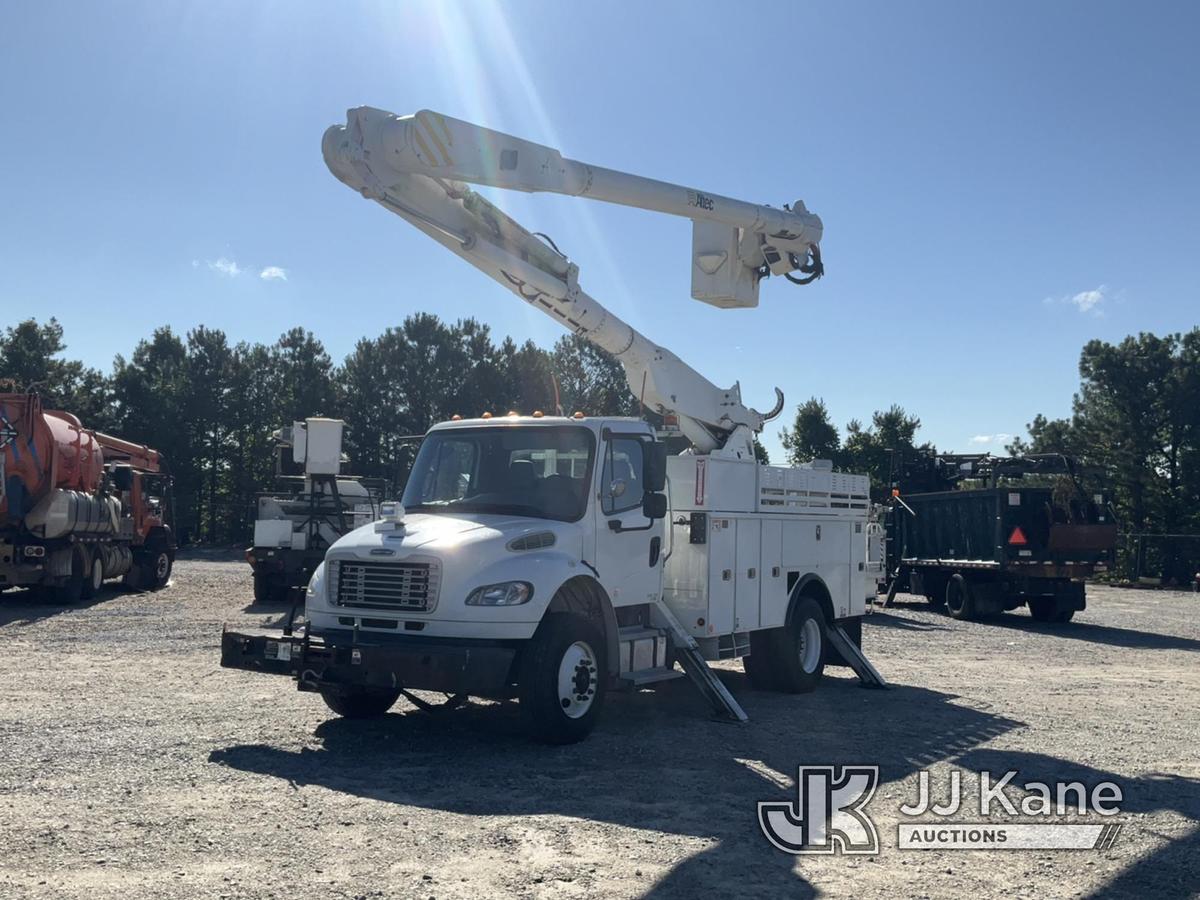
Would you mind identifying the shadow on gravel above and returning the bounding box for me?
[0,585,123,627]
[983,616,1200,653]
[878,593,1200,652]
[866,611,951,632]
[211,675,1023,898]
[954,748,1200,900]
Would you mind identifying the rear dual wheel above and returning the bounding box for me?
[50,546,88,604]
[80,550,104,600]
[1028,597,1075,623]
[742,596,827,693]
[944,574,977,620]
[252,573,289,604]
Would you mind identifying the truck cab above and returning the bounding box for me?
[307,414,666,643]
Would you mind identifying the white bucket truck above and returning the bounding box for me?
[221,109,885,743]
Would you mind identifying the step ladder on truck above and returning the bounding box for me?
[221,107,887,744]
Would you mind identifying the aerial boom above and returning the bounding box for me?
[323,107,823,455]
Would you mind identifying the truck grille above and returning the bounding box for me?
[333,560,439,612]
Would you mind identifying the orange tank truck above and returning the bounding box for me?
[0,391,176,602]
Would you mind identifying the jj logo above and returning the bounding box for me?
[758,766,880,855]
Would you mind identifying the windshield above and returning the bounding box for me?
[402,426,595,522]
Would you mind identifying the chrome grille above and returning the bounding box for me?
[334,560,439,612]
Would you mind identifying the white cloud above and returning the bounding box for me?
[207,257,242,277]
[969,433,1012,446]
[1045,284,1107,316]
[259,266,288,281]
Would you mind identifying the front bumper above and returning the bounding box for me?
[220,627,520,699]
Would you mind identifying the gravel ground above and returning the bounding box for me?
[0,556,1197,899]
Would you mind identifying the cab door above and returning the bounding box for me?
[591,432,665,609]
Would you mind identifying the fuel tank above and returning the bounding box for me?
[24,489,121,539]
[1,393,105,524]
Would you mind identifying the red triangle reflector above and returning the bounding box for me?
[1008,526,1028,546]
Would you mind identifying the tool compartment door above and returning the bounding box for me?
[819,521,852,617]
[735,519,761,631]
[759,519,784,628]
[705,518,736,635]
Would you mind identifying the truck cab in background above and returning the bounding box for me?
[224,414,879,743]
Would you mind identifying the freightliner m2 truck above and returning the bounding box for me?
[221,108,886,743]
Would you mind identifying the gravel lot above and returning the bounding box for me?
[0,555,1197,899]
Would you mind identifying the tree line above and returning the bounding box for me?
[777,328,1200,582]
[4,317,1198,566]
[0,316,639,544]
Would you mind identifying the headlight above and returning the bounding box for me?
[465,581,533,606]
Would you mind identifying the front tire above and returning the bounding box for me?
[767,596,827,693]
[319,686,401,719]
[518,613,606,745]
[146,550,172,590]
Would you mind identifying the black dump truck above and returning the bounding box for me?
[884,453,1117,623]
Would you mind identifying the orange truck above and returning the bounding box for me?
[0,391,175,601]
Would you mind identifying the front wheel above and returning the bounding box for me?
[518,613,606,745]
[319,686,401,719]
[146,550,173,590]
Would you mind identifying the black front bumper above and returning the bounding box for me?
[220,627,520,698]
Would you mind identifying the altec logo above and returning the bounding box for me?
[758,766,881,855]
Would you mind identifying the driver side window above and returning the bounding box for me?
[601,438,644,515]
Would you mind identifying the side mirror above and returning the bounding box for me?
[643,442,668,493]
[642,492,668,520]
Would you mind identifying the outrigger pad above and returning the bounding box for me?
[827,624,888,689]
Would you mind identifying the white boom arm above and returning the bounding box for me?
[323,107,824,456]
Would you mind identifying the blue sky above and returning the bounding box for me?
[1,1,1197,462]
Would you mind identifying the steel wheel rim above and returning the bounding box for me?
[155,553,170,580]
[557,640,598,719]
[798,618,822,673]
[91,559,103,591]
